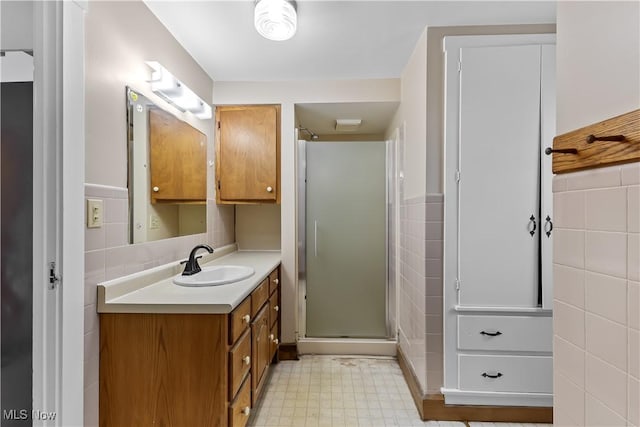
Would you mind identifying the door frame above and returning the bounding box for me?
[31,1,86,425]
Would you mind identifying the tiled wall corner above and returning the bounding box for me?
[553,163,640,427]
[83,184,235,426]
[398,193,443,395]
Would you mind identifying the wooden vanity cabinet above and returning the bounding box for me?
[149,107,207,203]
[99,265,281,427]
[215,105,281,204]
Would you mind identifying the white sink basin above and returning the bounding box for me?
[173,265,255,287]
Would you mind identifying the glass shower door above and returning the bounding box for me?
[305,141,387,338]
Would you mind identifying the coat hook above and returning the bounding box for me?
[545,147,578,155]
[586,134,626,144]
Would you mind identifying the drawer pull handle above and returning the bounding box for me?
[545,215,553,238]
[242,406,250,417]
[242,314,251,324]
[274,305,279,312]
[480,331,502,337]
[243,356,251,365]
[482,372,503,379]
[273,278,279,285]
[528,215,536,236]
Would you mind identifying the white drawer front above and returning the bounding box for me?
[458,315,552,352]
[459,354,552,393]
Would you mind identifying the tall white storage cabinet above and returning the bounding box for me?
[442,35,555,407]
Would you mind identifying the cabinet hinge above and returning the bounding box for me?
[458,60,461,72]
[49,261,60,290]
[217,121,220,130]
[455,170,461,183]
[455,278,461,290]
[217,180,221,190]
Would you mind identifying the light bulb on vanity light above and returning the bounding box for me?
[254,0,297,41]
[146,61,212,119]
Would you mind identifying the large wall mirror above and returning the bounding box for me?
[126,87,207,243]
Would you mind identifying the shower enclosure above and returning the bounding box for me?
[298,140,396,354]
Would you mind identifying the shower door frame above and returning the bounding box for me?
[297,139,396,354]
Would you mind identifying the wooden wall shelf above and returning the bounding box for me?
[550,109,640,174]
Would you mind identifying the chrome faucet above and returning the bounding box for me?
[180,244,214,276]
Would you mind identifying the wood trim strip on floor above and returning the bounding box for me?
[278,342,299,361]
[396,345,553,423]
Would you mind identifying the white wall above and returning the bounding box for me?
[553,2,640,426]
[388,28,428,200]
[556,1,640,134]
[0,1,33,51]
[85,0,212,188]
[213,78,401,343]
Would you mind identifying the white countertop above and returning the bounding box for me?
[97,248,281,314]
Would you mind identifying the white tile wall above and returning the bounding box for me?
[398,194,443,395]
[82,183,235,426]
[553,163,640,427]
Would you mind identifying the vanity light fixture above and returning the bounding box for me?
[254,0,297,41]
[146,61,212,119]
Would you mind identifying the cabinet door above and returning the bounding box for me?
[457,45,541,308]
[251,305,270,405]
[217,105,279,202]
[149,107,207,202]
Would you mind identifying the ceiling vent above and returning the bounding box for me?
[335,119,362,132]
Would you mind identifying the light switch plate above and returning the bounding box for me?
[87,199,103,228]
[149,215,160,230]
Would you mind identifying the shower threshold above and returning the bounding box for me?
[297,338,397,356]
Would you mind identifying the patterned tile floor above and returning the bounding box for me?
[247,355,551,427]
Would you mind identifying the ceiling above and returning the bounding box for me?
[144,1,555,135]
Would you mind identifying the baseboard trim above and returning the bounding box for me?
[396,345,553,423]
[278,343,299,360]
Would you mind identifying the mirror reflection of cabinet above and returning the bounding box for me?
[215,105,280,204]
[149,108,207,203]
[127,87,207,244]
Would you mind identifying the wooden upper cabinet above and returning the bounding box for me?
[149,107,207,203]
[216,105,280,204]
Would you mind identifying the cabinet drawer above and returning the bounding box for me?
[229,329,251,400]
[268,291,279,328]
[229,375,252,427]
[230,297,252,345]
[269,268,279,295]
[251,278,269,316]
[458,315,552,352]
[459,354,552,393]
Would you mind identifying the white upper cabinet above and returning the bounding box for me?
[442,34,556,408]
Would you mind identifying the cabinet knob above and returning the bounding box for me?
[243,355,251,365]
[153,186,159,192]
[242,314,251,323]
[266,186,273,193]
[242,407,250,417]
[274,305,279,312]
[269,334,274,340]
[273,338,279,345]
[273,278,279,285]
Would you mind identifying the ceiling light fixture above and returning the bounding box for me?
[146,61,212,119]
[254,0,297,41]
[335,119,362,132]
